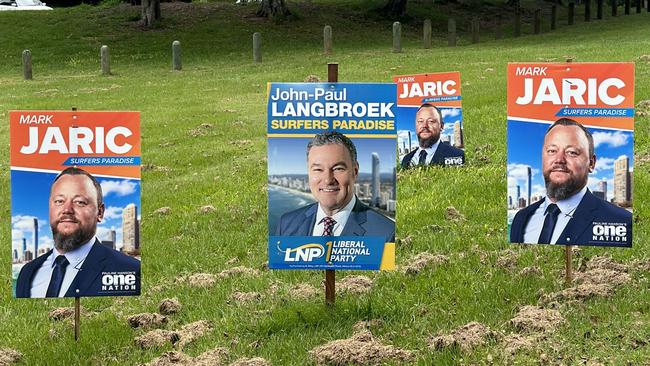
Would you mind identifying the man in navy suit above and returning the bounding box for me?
[15,167,140,298]
[401,103,465,168]
[276,131,395,242]
[510,118,632,247]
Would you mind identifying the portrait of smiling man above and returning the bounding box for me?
[276,131,395,242]
[15,167,141,298]
[510,118,632,246]
[401,103,465,168]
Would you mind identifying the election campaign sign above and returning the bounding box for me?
[393,72,465,168]
[11,111,142,298]
[507,63,634,247]
[267,83,396,270]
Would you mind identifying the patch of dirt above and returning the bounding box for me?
[199,205,216,214]
[229,357,271,366]
[177,320,214,349]
[518,266,542,276]
[135,329,180,349]
[188,123,214,137]
[401,252,449,274]
[636,100,650,116]
[194,347,230,366]
[0,348,22,366]
[159,298,182,315]
[155,207,171,215]
[633,259,650,272]
[501,333,540,355]
[145,351,192,366]
[218,266,260,278]
[230,291,262,303]
[288,283,319,300]
[337,275,373,295]
[128,313,167,329]
[509,306,564,333]
[574,268,631,287]
[429,322,498,352]
[586,256,628,272]
[495,249,519,271]
[445,206,465,221]
[304,75,321,82]
[230,139,252,147]
[142,163,172,172]
[639,55,650,61]
[352,319,384,332]
[48,307,79,321]
[309,331,413,365]
[540,283,613,304]
[183,273,217,287]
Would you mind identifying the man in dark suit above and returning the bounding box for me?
[15,167,140,298]
[276,131,395,242]
[401,103,465,168]
[510,118,632,247]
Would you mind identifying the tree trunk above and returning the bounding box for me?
[256,0,291,19]
[142,0,161,27]
[382,0,408,17]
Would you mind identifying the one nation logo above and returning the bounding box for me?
[101,272,138,292]
[592,223,628,243]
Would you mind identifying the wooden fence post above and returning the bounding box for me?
[22,50,32,80]
[100,45,110,76]
[393,21,402,53]
[172,40,181,70]
[471,18,480,43]
[534,9,542,34]
[323,25,333,55]
[448,19,457,46]
[423,19,432,49]
[253,32,262,63]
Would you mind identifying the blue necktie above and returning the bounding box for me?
[46,255,69,298]
[538,204,561,244]
[418,150,428,166]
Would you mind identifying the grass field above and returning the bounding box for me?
[0,0,649,364]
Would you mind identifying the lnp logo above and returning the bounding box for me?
[279,242,326,262]
[592,223,627,242]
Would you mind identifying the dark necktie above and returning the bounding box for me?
[46,255,69,298]
[538,204,561,244]
[320,216,336,236]
[418,150,428,166]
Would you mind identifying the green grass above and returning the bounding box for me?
[0,1,649,365]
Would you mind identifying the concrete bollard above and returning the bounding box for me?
[447,19,457,46]
[597,0,603,19]
[392,22,401,53]
[585,0,591,21]
[423,19,432,49]
[471,18,479,43]
[534,9,541,34]
[253,32,261,63]
[22,50,32,80]
[514,10,521,37]
[323,25,332,55]
[172,40,182,70]
[101,45,110,76]
[568,2,575,25]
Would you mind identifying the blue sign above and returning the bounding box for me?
[269,236,387,270]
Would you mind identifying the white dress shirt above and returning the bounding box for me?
[523,187,587,244]
[30,237,96,297]
[410,139,441,167]
[312,195,357,236]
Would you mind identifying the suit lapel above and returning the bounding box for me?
[18,249,52,297]
[430,143,447,165]
[341,200,367,236]
[556,191,598,245]
[299,204,318,236]
[65,240,106,297]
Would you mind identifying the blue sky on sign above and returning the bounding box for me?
[11,170,141,256]
[507,120,634,203]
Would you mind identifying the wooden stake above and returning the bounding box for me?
[565,245,573,284]
[74,297,80,341]
[325,62,338,307]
